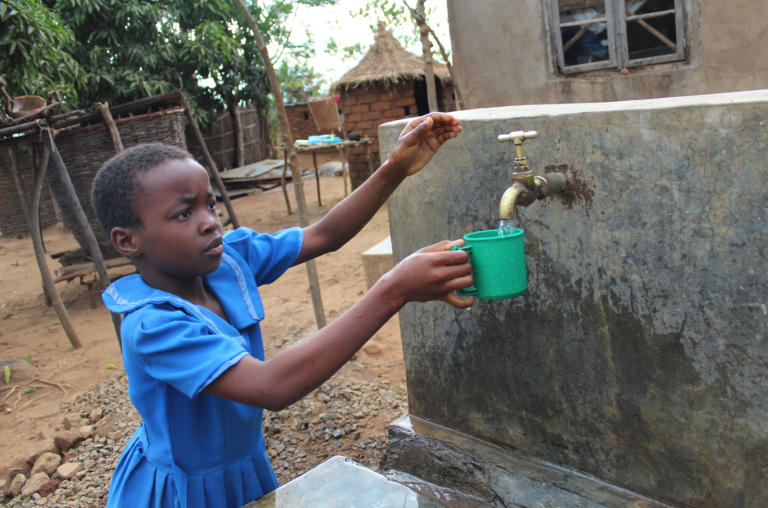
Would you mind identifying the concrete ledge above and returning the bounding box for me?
[362,236,394,289]
[382,415,673,508]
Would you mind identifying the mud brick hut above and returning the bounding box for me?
[332,23,456,189]
[285,103,328,141]
[0,143,59,238]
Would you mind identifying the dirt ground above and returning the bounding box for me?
[0,173,405,479]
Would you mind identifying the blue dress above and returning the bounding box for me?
[103,227,303,508]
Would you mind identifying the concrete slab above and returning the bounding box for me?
[362,236,394,289]
[242,456,444,507]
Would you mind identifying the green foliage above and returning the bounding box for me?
[4,365,10,384]
[327,0,449,64]
[276,60,325,105]
[0,0,86,104]
[19,354,34,366]
[24,386,37,396]
[3,0,338,135]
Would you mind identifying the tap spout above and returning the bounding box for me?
[499,183,525,220]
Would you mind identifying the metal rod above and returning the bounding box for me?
[179,93,241,229]
[30,146,82,349]
[41,127,123,348]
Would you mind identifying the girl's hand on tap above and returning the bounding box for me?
[385,113,462,178]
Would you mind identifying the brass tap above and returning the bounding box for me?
[497,130,567,220]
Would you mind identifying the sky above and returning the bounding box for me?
[268,0,452,93]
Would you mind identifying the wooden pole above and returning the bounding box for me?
[312,151,321,206]
[94,102,124,153]
[30,146,82,349]
[7,146,32,228]
[179,93,241,230]
[281,142,292,214]
[40,127,123,348]
[336,144,348,197]
[233,0,326,329]
[416,3,438,112]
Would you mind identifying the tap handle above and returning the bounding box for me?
[498,130,538,145]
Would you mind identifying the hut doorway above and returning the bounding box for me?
[413,78,447,115]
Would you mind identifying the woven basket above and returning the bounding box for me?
[49,108,187,259]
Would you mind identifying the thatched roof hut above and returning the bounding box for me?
[332,22,451,91]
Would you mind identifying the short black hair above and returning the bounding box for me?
[92,143,191,235]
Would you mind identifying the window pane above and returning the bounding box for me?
[626,0,678,60]
[558,0,611,67]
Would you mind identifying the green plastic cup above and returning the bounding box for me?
[451,229,527,300]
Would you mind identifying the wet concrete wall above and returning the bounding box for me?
[379,90,768,508]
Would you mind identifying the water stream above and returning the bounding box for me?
[498,218,517,236]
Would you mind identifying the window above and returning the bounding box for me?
[549,0,685,74]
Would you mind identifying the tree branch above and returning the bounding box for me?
[403,0,465,110]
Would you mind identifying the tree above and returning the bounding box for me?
[325,0,445,63]
[0,0,85,106]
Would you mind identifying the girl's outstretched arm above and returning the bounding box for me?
[205,239,473,410]
[293,113,461,265]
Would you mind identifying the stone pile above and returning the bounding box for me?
[2,371,408,506]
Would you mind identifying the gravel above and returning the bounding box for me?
[2,370,408,506]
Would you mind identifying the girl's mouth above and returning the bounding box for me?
[204,237,224,256]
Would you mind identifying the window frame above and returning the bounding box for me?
[548,0,686,75]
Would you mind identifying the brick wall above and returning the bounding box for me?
[339,82,418,189]
[339,79,457,189]
[0,144,59,238]
[285,103,329,142]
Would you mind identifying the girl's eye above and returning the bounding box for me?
[207,201,217,210]
[177,210,192,219]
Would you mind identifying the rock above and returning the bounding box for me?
[318,161,345,177]
[315,393,331,403]
[0,359,37,384]
[88,408,103,422]
[18,419,36,431]
[26,439,60,465]
[54,431,83,451]
[39,427,55,440]
[60,415,89,430]
[20,472,49,498]
[38,480,59,497]
[31,453,61,477]
[55,462,83,480]
[8,467,23,479]
[78,425,93,438]
[10,474,26,497]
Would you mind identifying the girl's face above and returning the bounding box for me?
[129,159,224,279]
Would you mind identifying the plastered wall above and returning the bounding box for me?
[380,90,768,508]
[447,0,768,108]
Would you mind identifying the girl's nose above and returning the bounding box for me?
[201,210,220,234]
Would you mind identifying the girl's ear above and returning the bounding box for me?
[111,227,140,258]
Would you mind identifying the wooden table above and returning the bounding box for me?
[278,138,375,213]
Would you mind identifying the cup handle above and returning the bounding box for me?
[451,245,477,297]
